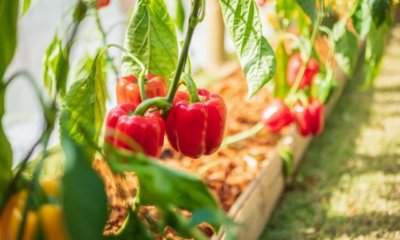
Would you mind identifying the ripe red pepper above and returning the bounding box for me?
[166,89,227,158]
[309,99,324,135]
[262,99,294,133]
[105,103,165,157]
[116,74,168,107]
[292,101,312,136]
[287,54,320,89]
[97,0,110,9]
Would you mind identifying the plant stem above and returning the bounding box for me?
[134,97,172,116]
[182,74,200,103]
[222,123,265,147]
[108,44,146,74]
[166,0,203,104]
[286,9,324,99]
[94,8,119,77]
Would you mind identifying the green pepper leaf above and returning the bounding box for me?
[219,0,276,98]
[0,85,13,197]
[122,0,178,81]
[0,0,18,196]
[173,0,186,33]
[108,210,153,240]
[108,152,231,238]
[60,51,108,152]
[110,153,219,211]
[370,0,391,27]
[0,0,19,79]
[42,35,70,97]
[363,16,391,87]
[296,0,316,23]
[21,0,31,16]
[276,1,310,35]
[274,43,290,98]
[311,69,337,104]
[61,113,108,240]
[333,17,358,76]
[352,0,372,40]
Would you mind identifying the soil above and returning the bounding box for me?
[93,69,285,236]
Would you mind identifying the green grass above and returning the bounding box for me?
[260,29,400,240]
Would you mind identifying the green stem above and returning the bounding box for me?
[166,0,203,104]
[222,123,265,147]
[108,44,147,75]
[286,9,324,99]
[138,71,147,101]
[182,74,200,103]
[134,97,172,116]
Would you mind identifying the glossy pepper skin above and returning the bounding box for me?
[262,99,294,133]
[287,54,320,89]
[0,179,67,240]
[166,89,227,158]
[105,103,165,157]
[117,74,168,107]
[292,101,312,136]
[309,99,324,135]
[97,0,111,9]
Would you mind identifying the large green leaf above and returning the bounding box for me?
[333,18,358,76]
[296,0,316,22]
[60,52,108,150]
[61,116,108,240]
[122,0,178,81]
[219,0,276,98]
[0,0,18,196]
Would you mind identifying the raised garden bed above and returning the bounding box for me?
[94,64,348,239]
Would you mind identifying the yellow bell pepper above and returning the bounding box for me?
[0,179,68,240]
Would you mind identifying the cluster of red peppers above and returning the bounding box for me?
[262,54,325,137]
[105,74,227,159]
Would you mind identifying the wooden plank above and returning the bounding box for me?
[216,67,349,240]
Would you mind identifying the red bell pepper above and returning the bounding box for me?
[292,99,325,136]
[309,99,324,135]
[105,103,165,157]
[292,101,312,136]
[97,0,111,9]
[166,89,227,158]
[287,54,320,89]
[116,74,168,107]
[262,99,294,133]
